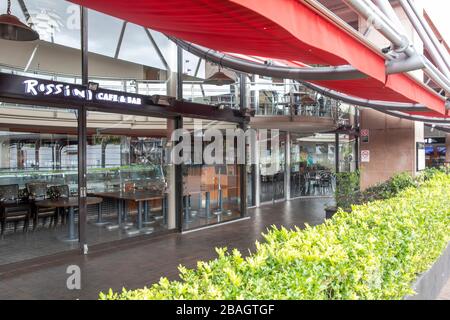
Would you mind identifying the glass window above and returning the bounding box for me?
[88,10,124,57]
[25,0,81,49]
[290,133,336,198]
[259,130,285,203]
[182,118,242,230]
[85,112,174,245]
[118,23,166,70]
[0,105,78,266]
[339,134,357,173]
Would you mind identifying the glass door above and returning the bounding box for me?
[259,130,285,203]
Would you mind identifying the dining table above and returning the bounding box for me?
[90,190,166,229]
[36,196,103,241]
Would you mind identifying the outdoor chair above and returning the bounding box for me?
[26,182,58,229]
[0,184,31,235]
[319,172,333,195]
[48,185,71,225]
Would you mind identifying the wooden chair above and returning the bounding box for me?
[48,185,71,225]
[0,184,31,235]
[26,182,58,229]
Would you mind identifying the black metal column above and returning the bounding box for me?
[239,122,248,216]
[174,116,183,232]
[354,108,360,171]
[175,46,184,231]
[335,132,340,174]
[78,6,88,252]
[239,73,249,214]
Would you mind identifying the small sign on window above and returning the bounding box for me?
[361,150,370,163]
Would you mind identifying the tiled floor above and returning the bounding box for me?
[0,197,332,300]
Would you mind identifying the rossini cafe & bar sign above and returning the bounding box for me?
[23,79,142,106]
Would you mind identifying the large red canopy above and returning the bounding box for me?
[70,0,447,116]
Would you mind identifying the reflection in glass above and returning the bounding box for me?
[119,22,166,70]
[259,130,285,203]
[182,119,242,230]
[290,133,336,198]
[86,112,173,244]
[0,105,79,266]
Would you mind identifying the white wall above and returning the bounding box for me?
[0,39,146,79]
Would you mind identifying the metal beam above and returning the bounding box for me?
[386,54,425,75]
[378,109,450,124]
[17,0,31,22]
[177,45,183,100]
[299,81,430,112]
[400,0,450,74]
[143,28,171,71]
[114,21,127,59]
[343,0,411,54]
[171,36,444,112]
[0,72,245,123]
[399,0,450,77]
[174,116,183,231]
[373,0,405,33]
[170,37,366,81]
[342,0,450,95]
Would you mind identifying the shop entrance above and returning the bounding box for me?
[259,130,286,204]
[0,73,246,266]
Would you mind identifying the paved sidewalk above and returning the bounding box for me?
[0,198,329,300]
[0,196,448,300]
[438,278,450,300]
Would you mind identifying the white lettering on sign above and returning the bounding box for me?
[23,79,142,105]
[95,92,142,105]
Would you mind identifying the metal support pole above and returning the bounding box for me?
[144,28,171,72]
[114,21,127,59]
[400,0,450,74]
[174,116,183,231]
[239,73,248,215]
[373,0,405,33]
[239,122,248,217]
[343,0,450,95]
[398,0,450,78]
[239,73,246,109]
[285,131,291,200]
[254,131,261,207]
[354,108,360,171]
[175,47,184,231]
[78,6,88,254]
[335,133,340,174]
[205,191,211,218]
[177,45,183,100]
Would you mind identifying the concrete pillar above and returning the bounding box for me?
[359,109,424,190]
[445,134,450,164]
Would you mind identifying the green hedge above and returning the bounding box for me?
[101,172,450,300]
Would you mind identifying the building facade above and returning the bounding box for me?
[0,0,447,268]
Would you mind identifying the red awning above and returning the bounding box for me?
[70,0,447,116]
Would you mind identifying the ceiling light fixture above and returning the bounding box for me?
[203,66,235,86]
[0,0,39,41]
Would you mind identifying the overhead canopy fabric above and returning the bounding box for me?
[70,0,447,116]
